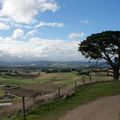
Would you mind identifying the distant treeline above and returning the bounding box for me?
[0,66,110,76]
[41,68,80,73]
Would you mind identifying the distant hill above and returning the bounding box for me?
[0,60,109,68]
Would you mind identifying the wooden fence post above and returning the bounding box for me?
[22,96,26,120]
[83,76,85,87]
[90,75,92,83]
[58,87,61,102]
[75,81,77,93]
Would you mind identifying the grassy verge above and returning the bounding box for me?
[14,80,120,120]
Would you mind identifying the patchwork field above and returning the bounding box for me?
[0,71,113,89]
[0,71,117,120]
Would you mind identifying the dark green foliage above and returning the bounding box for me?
[79,31,120,80]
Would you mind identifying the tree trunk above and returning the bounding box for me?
[113,67,119,80]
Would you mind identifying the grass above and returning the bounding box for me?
[14,80,120,120]
[0,72,113,90]
[0,72,81,89]
[0,88,5,96]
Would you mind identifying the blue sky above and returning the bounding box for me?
[0,0,119,61]
[38,0,120,39]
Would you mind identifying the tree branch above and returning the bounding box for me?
[103,51,114,68]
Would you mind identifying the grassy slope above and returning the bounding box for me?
[0,72,113,89]
[14,81,120,120]
[0,72,80,89]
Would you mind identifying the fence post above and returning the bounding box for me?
[83,76,85,87]
[22,96,26,120]
[58,87,61,102]
[75,81,77,93]
[107,70,109,76]
[90,75,92,83]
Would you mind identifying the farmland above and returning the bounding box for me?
[0,71,113,89]
[0,72,80,89]
[0,69,116,120]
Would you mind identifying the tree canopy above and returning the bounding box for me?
[78,31,120,80]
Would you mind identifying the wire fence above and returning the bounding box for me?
[0,72,114,120]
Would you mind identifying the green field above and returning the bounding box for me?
[0,72,80,88]
[0,72,113,90]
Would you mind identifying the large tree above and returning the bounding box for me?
[78,31,120,80]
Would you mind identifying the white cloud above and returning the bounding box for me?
[27,30,37,36]
[36,21,64,28]
[10,22,32,29]
[0,17,10,22]
[0,0,58,24]
[12,29,24,39]
[0,36,82,61]
[0,22,10,29]
[80,19,89,24]
[25,30,37,38]
[68,32,85,40]
[0,0,84,61]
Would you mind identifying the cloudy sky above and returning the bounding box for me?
[0,0,120,62]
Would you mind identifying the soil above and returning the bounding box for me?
[59,95,120,120]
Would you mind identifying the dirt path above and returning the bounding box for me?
[59,95,120,120]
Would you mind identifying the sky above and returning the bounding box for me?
[0,0,120,62]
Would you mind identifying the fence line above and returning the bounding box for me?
[0,73,114,119]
